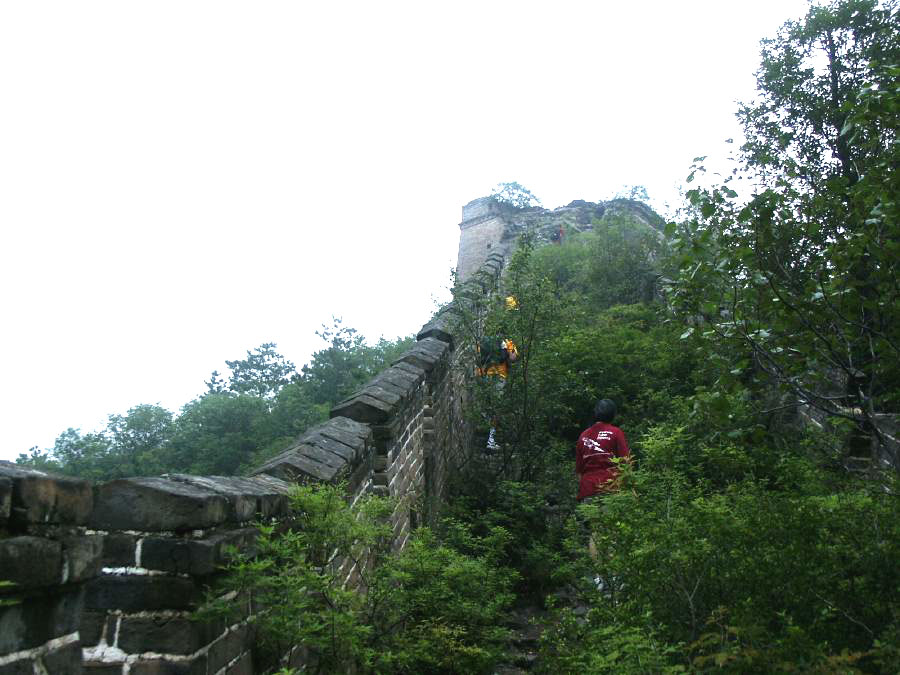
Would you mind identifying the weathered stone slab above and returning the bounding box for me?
[364,376,407,399]
[213,475,292,518]
[101,533,138,567]
[224,650,253,675]
[394,338,448,373]
[331,392,394,425]
[0,461,92,526]
[372,367,421,398]
[85,575,199,612]
[79,610,110,646]
[290,441,346,471]
[0,477,11,523]
[117,615,214,655]
[325,416,370,442]
[0,536,62,590]
[311,427,366,461]
[417,308,455,346]
[161,475,257,522]
[0,656,35,674]
[162,475,289,523]
[62,535,104,583]
[392,361,427,380]
[207,624,252,674]
[252,448,343,484]
[90,478,228,532]
[127,655,207,675]
[299,430,356,463]
[0,587,84,654]
[41,640,84,675]
[140,528,257,576]
[82,664,123,675]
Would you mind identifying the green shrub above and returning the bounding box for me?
[201,483,515,674]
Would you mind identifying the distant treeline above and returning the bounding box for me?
[17,320,413,480]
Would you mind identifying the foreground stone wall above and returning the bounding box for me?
[0,294,477,674]
[0,463,100,674]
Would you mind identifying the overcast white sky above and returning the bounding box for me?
[0,1,810,461]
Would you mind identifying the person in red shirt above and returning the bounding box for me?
[575,399,630,578]
[575,399,631,501]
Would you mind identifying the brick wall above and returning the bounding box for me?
[0,251,500,674]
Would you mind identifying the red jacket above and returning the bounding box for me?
[575,422,630,501]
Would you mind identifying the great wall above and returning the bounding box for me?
[4,194,894,673]
[1,195,600,675]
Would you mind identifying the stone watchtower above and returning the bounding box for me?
[455,197,509,283]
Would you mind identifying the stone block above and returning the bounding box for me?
[326,416,371,442]
[140,528,258,576]
[79,610,109,646]
[207,624,251,674]
[331,392,394,425]
[347,456,373,496]
[90,478,228,532]
[299,429,356,463]
[116,615,212,655]
[85,575,198,612]
[372,367,422,398]
[0,477,10,523]
[62,535,104,583]
[394,338,448,373]
[0,536,62,590]
[101,533,138,567]
[253,445,345,484]
[0,461,93,527]
[417,309,455,346]
[163,475,290,523]
[314,429,365,462]
[41,639,84,674]
[83,665,122,675]
[392,360,427,380]
[128,656,206,675]
[225,650,253,675]
[0,658,34,675]
[0,587,84,654]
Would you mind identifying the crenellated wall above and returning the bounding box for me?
[0,253,486,674]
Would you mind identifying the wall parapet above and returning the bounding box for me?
[0,230,503,674]
[0,314,464,675]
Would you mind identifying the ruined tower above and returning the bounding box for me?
[455,197,508,283]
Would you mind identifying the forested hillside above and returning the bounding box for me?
[16,1,898,672]
[16,320,413,479]
[206,1,898,672]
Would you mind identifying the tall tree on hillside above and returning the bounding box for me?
[106,404,174,476]
[301,318,414,406]
[490,182,542,209]
[207,343,297,400]
[671,0,899,465]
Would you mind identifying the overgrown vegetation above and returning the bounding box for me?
[201,483,515,674]
[24,1,900,672]
[444,2,900,672]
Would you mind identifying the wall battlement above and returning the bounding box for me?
[0,305,474,674]
[0,198,522,674]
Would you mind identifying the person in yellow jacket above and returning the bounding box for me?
[476,336,519,450]
[475,337,519,378]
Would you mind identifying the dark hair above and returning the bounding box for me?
[594,399,616,423]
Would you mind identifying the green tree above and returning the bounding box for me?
[105,404,174,476]
[490,181,542,209]
[207,342,297,400]
[170,394,270,475]
[670,0,900,464]
[201,483,513,674]
[301,318,413,407]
